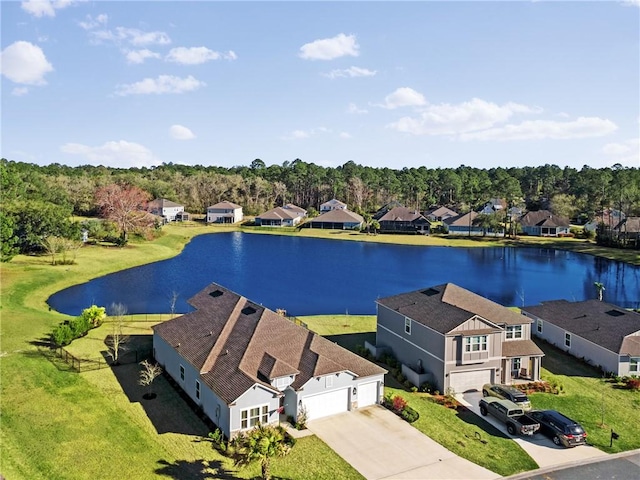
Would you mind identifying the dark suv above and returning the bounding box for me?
[529,410,587,447]
[482,384,531,411]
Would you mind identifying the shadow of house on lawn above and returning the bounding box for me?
[109,353,211,437]
[155,459,240,480]
[455,406,511,442]
[324,332,376,352]
[534,338,601,378]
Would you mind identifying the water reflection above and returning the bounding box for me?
[47,233,640,316]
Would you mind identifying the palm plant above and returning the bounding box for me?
[231,424,291,480]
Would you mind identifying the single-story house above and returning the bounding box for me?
[374,283,543,394]
[377,206,431,234]
[425,206,458,222]
[320,199,347,212]
[518,210,570,237]
[584,208,625,233]
[308,209,364,230]
[255,204,307,227]
[480,198,507,215]
[522,299,640,376]
[148,198,185,222]
[207,201,243,224]
[152,284,386,438]
[373,201,405,220]
[444,211,483,235]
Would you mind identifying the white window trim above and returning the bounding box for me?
[506,325,523,340]
[630,357,640,373]
[537,320,543,333]
[179,364,185,382]
[195,380,201,400]
[565,332,571,348]
[405,317,411,335]
[240,404,269,430]
[464,335,488,353]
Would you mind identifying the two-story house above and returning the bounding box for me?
[207,201,243,224]
[320,199,347,212]
[375,283,544,393]
[147,198,185,222]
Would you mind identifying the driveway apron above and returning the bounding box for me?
[457,392,608,469]
[307,405,499,480]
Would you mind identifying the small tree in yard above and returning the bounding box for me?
[139,360,163,399]
[594,282,605,302]
[231,424,292,480]
[82,305,106,327]
[107,303,129,365]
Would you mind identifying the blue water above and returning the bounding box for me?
[47,232,640,316]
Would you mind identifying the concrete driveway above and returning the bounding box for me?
[456,392,608,469]
[307,405,499,480]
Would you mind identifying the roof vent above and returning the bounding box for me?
[606,309,625,317]
[209,289,223,298]
[242,306,257,315]
[421,288,439,296]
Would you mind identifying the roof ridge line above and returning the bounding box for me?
[200,297,246,374]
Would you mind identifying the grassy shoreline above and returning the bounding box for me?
[1,224,638,479]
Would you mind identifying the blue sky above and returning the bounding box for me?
[2,1,639,170]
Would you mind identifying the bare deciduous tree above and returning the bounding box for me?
[139,359,163,399]
[94,183,153,244]
[107,303,129,364]
[168,290,179,318]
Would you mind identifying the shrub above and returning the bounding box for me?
[69,315,91,338]
[400,406,419,423]
[391,395,407,413]
[419,382,433,393]
[623,377,640,390]
[52,323,73,346]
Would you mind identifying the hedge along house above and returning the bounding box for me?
[374,283,543,394]
[152,284,386,438]
[522,299,640,376]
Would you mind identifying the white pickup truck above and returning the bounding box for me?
[479,397,540,436]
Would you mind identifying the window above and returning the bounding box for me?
[464,335,488,352]
[195,380,201,400]
[506,325,523,339]
[512,358,521,371]
[630,357,639,373]
[241,405,269,429]
[404,317,411,335]
[565,332,571,348]
[179,365,185,381]
[537,320,543,333]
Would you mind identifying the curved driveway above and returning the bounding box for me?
[307,405,499,480]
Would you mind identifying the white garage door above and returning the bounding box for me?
[449,369,493,394]
[358,382,379,408]
[301,388,349,421]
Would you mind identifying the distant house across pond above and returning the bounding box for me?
[320,198,347,212]
[255,204,307,227]
[425,206,458,222]
[444,211,483,235]
[207,201,243,224]
[518,210,570,237]
[148,198,185,222]
[309,209,364,230]
[377,206,431,234]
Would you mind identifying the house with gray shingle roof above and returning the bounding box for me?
[147,198,185,222]
[378,206,431,234]
[375,283,543,393]
[522,299,640,376]
[255,204,307,227]
[153,283,386,438]
[207,201,243,224]
[518,210,570,237]
[308,209,364,230]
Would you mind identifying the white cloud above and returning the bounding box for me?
[282,127,330,140]
[78,13,108,30]
[347,102,368,114]
[339,132,352,139]
[165,47,237,65]
[459,117,617,141]
[299,33,359,60]
[21,0,75,18]
[12,87,29,96]
[60,140,159,168]
[0,41,53,85]
[114,75,205,96]
[388,98,540,135]
[91,27,171,46]
[378,87,427,109]
[602,138,639,167]
[323,66,377,79]
[125,49,161,64]
[169,124,195,140]
[622,0,640,7]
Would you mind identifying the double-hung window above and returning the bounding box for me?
[630,357,639,373]
[179,365,185,382]
[537,320,543,333]
[464,335,488,352]
[195,380,201,400]
[241,405,269,429]
[565,332,571,348]
[404,317,411,335]
[506,325,522,339]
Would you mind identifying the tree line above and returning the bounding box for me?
[1,157,639,259]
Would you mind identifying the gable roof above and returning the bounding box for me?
[283,204,307,214]
[153,284,385,404]
[519,210,570,228]
[209,201,242,210]
[256,206,300,221]
[377,283,525,334]
[425,206,458,218]
[378,206,429,223]
[148,198,183,209]
[313,209,364,224]
[444,211,478,227]
[373,201,405,220]
[320,199,347,209]
[522,299,640,354]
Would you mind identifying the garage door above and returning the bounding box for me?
[301,388,349,421]
[358,382,379,408]
[449,369,493,394]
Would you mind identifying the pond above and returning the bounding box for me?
[47,232,640,316]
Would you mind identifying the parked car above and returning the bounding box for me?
[529,410,587,447]
[479,397,540,436]
[482,383,531,411]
